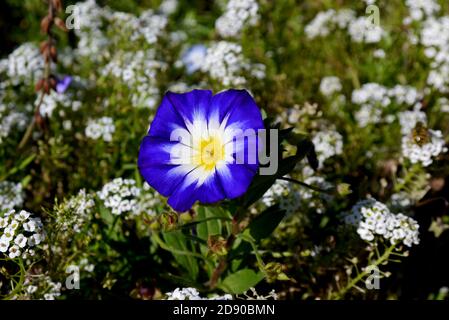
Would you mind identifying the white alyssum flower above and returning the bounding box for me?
[418,17,449,93]
[351,83,423,127]
[201,41,262,86]
[261,179,301,215]
[438,97,449,113]
[0,210,46,260]
[0,43,43,86]
[345,199,420,247]
[102,50,166,109]
[55,190,95,233]
[398,109,427,135]
[305,9,337,38]
[85,117,115,142]
[301,176,334,214]
[401,129,447,166]
[1,98,28,144]
[305,9,385,44]
[159,0,178,15]
[215,0,259,38]
[20,274,62,300]
[312,130,344,166]
[72,0,111,59]
[404,0,440,24]
[348,16,384,43]
[319,76,342,96]
[98,178,141,216]
[0,181,24,212]
[98,179,162,219]
[165,287,232,300]
[373,49,386,58]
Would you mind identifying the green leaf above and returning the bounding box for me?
[162,231,199,281]
[196,206,222,239]
[219,269,265,294]
[247,205,286,242]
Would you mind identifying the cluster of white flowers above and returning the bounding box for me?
[215,0,259,38]
[39,91,83,118]
[55,189,95,233]
[0,210,46,259]
[403,0,440,24]
[301,176,333,214]
[137,183,160,218]
[109,9,168,46]
[0,43,43,85]
[438,97,449,113]
[348,16,384,43]
[419,17,449,93]
[78,257,95,273]
[305,9,354,38]
[0,181,24,212]
[102,50,166,108]
[312,130,343,166]
[345,199,420,247]
[98,178,141,216]
[319,76,342,96]
[352,83,422,107]
[165,287,232,300]
[401,128,447,166]
[98,179,161,219]
[351,83,423,127]
[73,0,111,59]
[261,179,301,215]
[74,0,171,60]
[21,273,62,300]
[85,117,115,142]
[0,108,28,143]
[131,10,168,45]
[398,109,427,135]
[389,192,414,211]
[1,90,28,143]
[305,9,384,43]
[159,0,178,15]
[201,41,264,86]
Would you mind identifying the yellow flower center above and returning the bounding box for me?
[194,135,225,172]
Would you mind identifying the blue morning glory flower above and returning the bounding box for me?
[138,89,264,212]
[182,44,207,74]
[56,75,72,93]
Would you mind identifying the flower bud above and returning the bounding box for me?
[207,235,227,256]
[40,15,53,34]
[55,17,68,32]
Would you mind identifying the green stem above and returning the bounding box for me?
[331,244,396,300]
[239,234,266,273]
[278,177,333,194]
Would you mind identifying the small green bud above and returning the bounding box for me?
[337,183,352,197]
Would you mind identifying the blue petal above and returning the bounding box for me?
[148,94,188,139]
[167,170,226,212]
[216,164,257,199]
[165,90,213,126]
[195,171,226,204]
[167,175,198,212]
[138,136,193,197]
[139,165,188,197]
[210,89,264,132]
[138,136,177,166]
